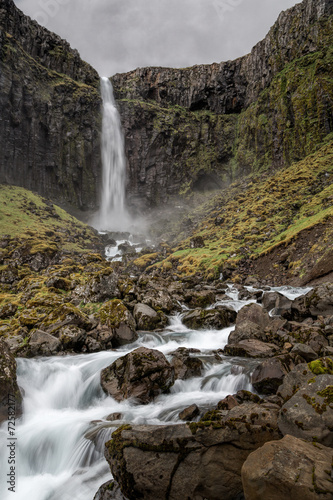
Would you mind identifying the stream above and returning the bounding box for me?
[0,285,311,500]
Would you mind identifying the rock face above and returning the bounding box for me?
[98,300,137,347]
[100,347,175,404]
[105,402,281,500]
[2,0,333,211]
[241,435,333,500]
[0,0,101,210]
[0,339,22,423]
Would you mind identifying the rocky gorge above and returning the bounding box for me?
[0,0,333,498]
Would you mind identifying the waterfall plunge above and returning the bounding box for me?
[96,77,130,230]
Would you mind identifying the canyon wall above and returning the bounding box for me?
[0,0,332,211]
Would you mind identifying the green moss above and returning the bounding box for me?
[308,358,333,375]
[99,299,129,328]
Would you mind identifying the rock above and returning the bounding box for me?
[277,362,314,401]
[100,347,175,404]
[73,269,120,303]
[251,354,302,395]
[291,343,318,361]
[141,290,175,314]
[105,402,281,500]
[182,307,236,330]
[241,435,333,500]
[217,394,240,410]
[0,339,22,423]
[262,292,292,315]
[278,375,333,446]
[57,325,86,352]
[23,330,61,357]
[225,339,280,358]
[179,404,200,421]
[105,413,123,422]
[40,303,93,335]
[0,302,17,319]
[283,284,333,321]
[99,300,138,347]
[184,290,216,308]
[93,480,128,500]
[170,348,203,380]
[228,303,272,344]
[288,322,328,355]
[133,303,166,330]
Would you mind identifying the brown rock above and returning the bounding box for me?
[0,339,22,423]
[241,435,333,500]
[225,339,280,358]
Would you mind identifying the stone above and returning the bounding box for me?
[182,307,236,330]
[133,303,166,331]
[278,375,333,446]
[105,402,281,500]
[0,339,22,423]
[228,303,272,344]
[277,362,314,401]
[179,404,200,421]
[184,290,216,308]
[170,348,203,380]
[291,343,318,361]
[24,330,61,357]
[93,480,127,500]
[283,284,333,321]
[241,435,333,500]
[251,354,302,395]
[225,339,280,358]
[100,347,175,404]
[99,300,138,347]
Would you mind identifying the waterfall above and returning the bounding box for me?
[97,77,129,230]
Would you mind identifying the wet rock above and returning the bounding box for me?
[93,480,128,500]
[217,394,240,410]
[182,307,236,330]
[278,375,333,446]
[225,339,280,358]
[282,284,333,321]
[105,402,280,500]
[105,413,123,422]
[99,300,138,347]
[100,347,175,404]
[251,354,302,395]
[0,339,22,423]
[241,435,333,500]
[133,303,166,330]
[179,404,200,421]
[170,348,203,380]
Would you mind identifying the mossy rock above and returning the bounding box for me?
[308,357,333,375]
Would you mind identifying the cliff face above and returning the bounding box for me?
[0,0,101,210]
[112,0,333,207]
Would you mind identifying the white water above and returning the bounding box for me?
[94,77,130,231]
[0,306,255,500]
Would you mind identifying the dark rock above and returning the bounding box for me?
[133,303,166,330]
[251,354,302,395]
[170,348,203,380]
[228,303,272,344]
[225,339,280,358]
[291,343,318,361]
[0,338,22,423]
[283,284,333,321]
[100,347,175,404]
[23,329,61,357]
[179,404,200,421]
[93,480,128,500]
[241,435,333,500]
[99,300,137,347]
[184,290,216,308]
[182,307,236,330]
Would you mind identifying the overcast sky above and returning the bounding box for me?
[14,0,299,77]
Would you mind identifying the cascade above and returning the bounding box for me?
[96,77,129,231]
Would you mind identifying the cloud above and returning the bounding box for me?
[14,0,298,76]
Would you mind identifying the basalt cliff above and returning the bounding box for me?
[1,0,333,210]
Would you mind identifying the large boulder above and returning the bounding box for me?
[182,307,236,330]
[100,347,175,404]
[184,290,216,308]
[105,402,281,500]
[228,303,275,344]
[242,435,333,500]
[133,303,167,330]
[278,375,333,446]
[99,300,138,347]
[225,339,280,358]
[282,284,333,321]
[0,339,22,423]
[21,329,61,357]
[73,268,120,303]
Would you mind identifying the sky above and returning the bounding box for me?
[14,0,299,77]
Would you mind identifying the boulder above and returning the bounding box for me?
[277,362,314,401]
[291,343,318,361]
[100,347,175,404]
[99,300,138,347]
[0,339,22,423]
[288,323,328,355]
[283,284,333,321]
[241,435,333,500]
[225,339,280,358]
[93,480,127,500]
[228,303,272,344]
[278,375,333,446]
[23,330,61,357]
[133,303,166,330]
[141,290,175,314]
[73,269,120,303]
[182,307,236,330]
[170,348,203,380]
[251,354,302,395]
[105,402,281,500]
[184,290,216,308]
[179,404,200,421]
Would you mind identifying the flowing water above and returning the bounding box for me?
[0,286,312,499]
[95,77,129,231]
